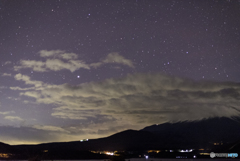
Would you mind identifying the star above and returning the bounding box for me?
[0,0,239,145]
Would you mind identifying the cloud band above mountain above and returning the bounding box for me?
[11,73,240,126]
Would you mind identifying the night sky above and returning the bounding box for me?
[1,0,240,145]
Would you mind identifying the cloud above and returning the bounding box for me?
[14,50,134,72]
[4,61,11,65]
[90,52,134,68]
[14,73,43,88]
[0,104,15,116]
[11,73,240,127]
[32,125,70,133]
[2,73,11,77]
[0,86,8,89]
[7,73,240,143]
[103,52,134,67]
[10,86,36,91]
[14,60,46,72]
[51,107,97,120]
[4,116,24,122]
[0,111,15,115]
[45,59,90,72]
[39,50,78,60]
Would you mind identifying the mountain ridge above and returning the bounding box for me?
[0,116,239,154]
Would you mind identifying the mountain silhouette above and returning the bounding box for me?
[141,117,240,149]
[3,116,239,159]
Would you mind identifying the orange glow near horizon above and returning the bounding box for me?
[0,153,11,158]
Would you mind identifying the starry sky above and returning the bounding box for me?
[1,0,240,145]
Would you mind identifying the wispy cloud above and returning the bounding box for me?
[14,50,134,72]
[4,116,24,122]
[32,125,70,133]
[2,73,11,77]
[0,111,15,115]
[90,52,134,68]
[14,73,44,88]
[39,50,78,60]
[4,61,11,65]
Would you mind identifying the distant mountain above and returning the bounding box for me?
[10,116,240,157]
[85,130,156,150]
[13,130,156,152]
[0,142,13,153]
[141,117,240,149]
